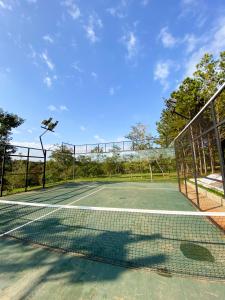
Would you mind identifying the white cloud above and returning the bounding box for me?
[121,31,138,59]
[154,61,170,80]
[43,35,54,44]
[109,86,120,96]
[80,125,86,131]
[85,26,97,43]
[41,51,54,70]
[184,16,225,77]
[84,14,103,43]
[59,105,68,111]
[107,7,119,17]
[61,0,81,20]
[0,67,11,78]
[91,71,98,79]
[43,76,53,87]
[183,34,198,53]
[141,0,149,6]
[211,17,225,53]
[182,0,197,5]
[48,104,57,111]
[47,104,68,111]
[12,129,21,134]
[154,61,171,90]
[159,27,177,48]
[72,61,83,73]
[106,0,128,18]
[27,129,33,133]
[26,0,37,4]
[28,44,37,60]
[109,87,115,96]
[0,0,12,10]
[179,0,206,27]
[94,135,105,143]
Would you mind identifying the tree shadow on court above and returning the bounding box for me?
[5,182,99,204]
[0,211,224,298]
[0,215,167,298]
[0,184,102,230]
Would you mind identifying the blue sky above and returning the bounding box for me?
[0,0,225,148]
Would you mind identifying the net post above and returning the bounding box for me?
[42,149,46,189]
[0,145,6,197]
[25,147,30,192]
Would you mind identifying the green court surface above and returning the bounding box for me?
[0,182,225,299]
[2,181,193,210]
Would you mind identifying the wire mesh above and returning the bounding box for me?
[175,84,225,210]
[0,199,224,280]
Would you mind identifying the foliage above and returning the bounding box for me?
[125,122,152,150]
[0,108,24,145]
[0,109,24,192]
[156,51,225,146]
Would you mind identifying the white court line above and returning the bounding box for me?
[0,186,105,237]
[105,187,178,191]
[1,197,225,216]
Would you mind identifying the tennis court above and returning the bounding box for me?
[0,181,225,287]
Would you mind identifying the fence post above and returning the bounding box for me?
[25,148,30,192]
[189,126,200,208]
[0,145,6,197]
[210,102,225,199]
[179,141,188,196]
[174,143,181,192]
[42,150,46,189]
[73,145,75,180]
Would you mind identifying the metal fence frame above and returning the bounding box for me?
[174,83,225,209]
[0,144,46,196]
[62,138,162,155]
[0,139,175,196]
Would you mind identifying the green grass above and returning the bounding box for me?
[2,180,74,196]
[74,172,177,182]
[2,173,177,197]
[187,179,224,197]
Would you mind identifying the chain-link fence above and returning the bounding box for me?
[174,83,225,210]
[0,141,176,196]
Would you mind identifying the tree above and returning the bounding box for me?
[156,51,225,147]
[0,108,24,145]
[48,146,74,181]
[194,53,218,99]
[125,123,152,150]
[0,109,24,192]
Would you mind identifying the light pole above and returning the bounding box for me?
[39,118,58,189]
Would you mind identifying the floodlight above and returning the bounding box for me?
[166,98,177,111]
[41,117,53,128]
[166,98,189,120]
[39,118,59,154]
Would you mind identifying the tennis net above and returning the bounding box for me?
[0,199,225,280]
